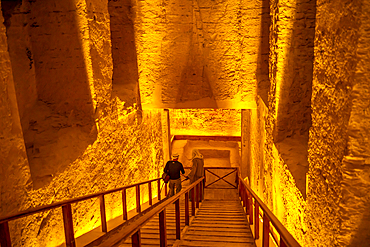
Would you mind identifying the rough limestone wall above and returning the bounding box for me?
[307,0,362,245]
[8,0,101,189]
[249,102,266,195]
[134,0,259,109]
[8,110,164,246]
[0,6,32,217]
[249,0,314,243]
[340,1,370,246]
[249,97,307,245]
[273,0,315,142]
[268,0,315,197]
[256,0,270,105]
[1,0,165,246]
[109,0,139,108]
[249,99,266,196]
[241,109,251,179]
[27,0,95,122]
[169,109,241,136]
[1,1,38,131]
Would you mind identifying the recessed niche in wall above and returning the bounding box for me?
[3,0,97,189]
[109,0,140,109]
[273,0,316,199]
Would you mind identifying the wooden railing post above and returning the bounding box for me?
[185,192,189,225]
[148,182,152,206]
[175,199,181,239]
[157,180,161,201]
[122,189,128,220]
[255,201,259,239]
[249,193,253,225]
[62,204,76,247]
[131,229,141,247]
[99,195,107,232]
[191,188,195,216]
[199,179,203,202]
[196,183,200,208]
[245,189,250,215]
[136,184,141,213]
[280,238,288,247]
[263,213,270,247]
[239,180,244,201]
[241,184,245,207]
[159,209,167,247]
[0,221,11,247]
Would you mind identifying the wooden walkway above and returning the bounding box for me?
[115,198,255,247]
[177,199,255,247]
[115,201,190,247]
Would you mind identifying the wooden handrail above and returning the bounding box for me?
[97,177,205,247]
[0,177,162,247]
[183,167,238,169]
[238,176,301,247]
[0,178,161,224]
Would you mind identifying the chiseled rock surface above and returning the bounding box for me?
[134,0,258,109]
[9,109,164,246]
[249,97,307,245]
[109,0,139,108]
[308,0,362,246]
[0,7,32,217]
[340,1,370,246]
[169,108,241,136]
[1,1,164,246]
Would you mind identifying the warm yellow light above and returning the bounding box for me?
[74,0,98,111]
[169,109,241,136]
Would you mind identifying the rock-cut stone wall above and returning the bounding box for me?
[134,0,262,109]
[0,1,165,246]
[0,3,32,218]
[309,0,370,246]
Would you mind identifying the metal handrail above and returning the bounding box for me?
[238,176,301,247]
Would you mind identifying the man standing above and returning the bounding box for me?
[164,153,185,197]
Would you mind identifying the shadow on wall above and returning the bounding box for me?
[273,0,316,199]
[109,0,140,110]
[256,0,270,106]
[2,0,97,189]
[172,1,217,108]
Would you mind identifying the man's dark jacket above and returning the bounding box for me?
[164,160,185,180]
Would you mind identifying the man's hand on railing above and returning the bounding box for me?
[181,175,190,181]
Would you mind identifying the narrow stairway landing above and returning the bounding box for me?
[177,199,256,247]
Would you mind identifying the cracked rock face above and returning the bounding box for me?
[2,0,370,246]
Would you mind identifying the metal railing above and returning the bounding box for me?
[237,175,302,247]
[0,178,165,247]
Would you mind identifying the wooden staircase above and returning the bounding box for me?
[115,197,256,247]
[0,167,302,247]
[115,200,190,247]
[177,199,255,247]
